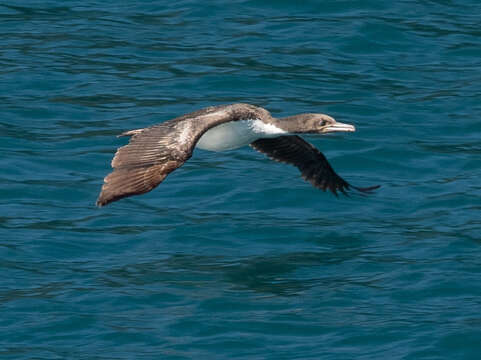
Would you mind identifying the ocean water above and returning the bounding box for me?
[1,1,481,359]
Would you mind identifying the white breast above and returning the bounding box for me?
[195,119,287,152]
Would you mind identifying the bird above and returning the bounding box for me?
[96,103,379,206]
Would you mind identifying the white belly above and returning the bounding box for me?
[195,119,286,152]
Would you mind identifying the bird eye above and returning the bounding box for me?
[320,120,327,127]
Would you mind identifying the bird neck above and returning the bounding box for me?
[271,115,307,133]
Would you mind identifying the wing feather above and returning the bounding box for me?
[97,103,269,206]
[250,135,379,196]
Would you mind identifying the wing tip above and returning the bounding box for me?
[321,182,380,198]
[345,184,381,197]
[95,196,107,207]
[95,161,181,207]
[95,185,144,207]
[95,189,118,207]
[352,184,381,193]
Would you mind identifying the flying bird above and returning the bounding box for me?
[96,103,379,206]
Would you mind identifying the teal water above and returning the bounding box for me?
[2,1,481,359]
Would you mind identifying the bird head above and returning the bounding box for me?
[306,114,356,134]
[279,113,356,134]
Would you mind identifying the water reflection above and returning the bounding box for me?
[101,249,363,297]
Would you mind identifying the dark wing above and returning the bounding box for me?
[97,103,270,206]
[250,135,379,196]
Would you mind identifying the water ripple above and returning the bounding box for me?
[2,1,481,359]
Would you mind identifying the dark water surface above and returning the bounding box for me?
[2,1,481,359]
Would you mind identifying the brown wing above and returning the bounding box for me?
[96,124,191,207]
[250,135,379,196]
[96,103,271,206]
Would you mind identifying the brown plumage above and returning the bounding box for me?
[96,103,379,206]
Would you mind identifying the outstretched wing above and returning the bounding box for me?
[250,135,379,196]
[97,103,270,206]
[96,123,192,207]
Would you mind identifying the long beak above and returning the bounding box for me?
[324,121,356,133]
